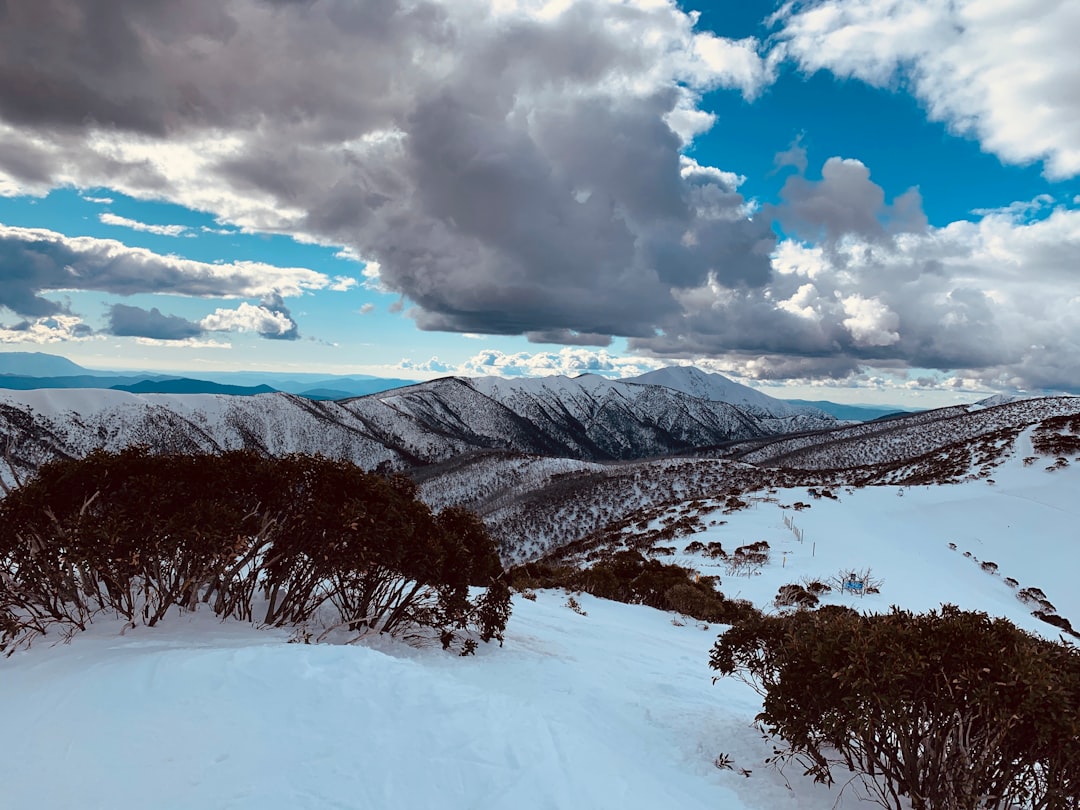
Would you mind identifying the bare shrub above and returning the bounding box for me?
[564,595,587,616]
[833,567,883,597]
[800,577,832,595]
[726,543,770,577]
[1017,587,1049,605]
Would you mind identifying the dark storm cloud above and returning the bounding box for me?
[107,304,204,340]
[0,0,776,341]
[525,330,613,347]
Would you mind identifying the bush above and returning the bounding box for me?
[506,551,760,625]
[0,448,510,654]
[710,605,1080,809]
[774,583,819,609]
[726,542,770,576]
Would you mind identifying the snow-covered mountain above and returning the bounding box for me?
[0,372,841,486]
[625,366,828,419]
[3,409,1079,810]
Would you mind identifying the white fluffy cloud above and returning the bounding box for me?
[634,194,1080,390]
[0,224,343,320]
[773,0,1080,178]
[200,303,296,338]
[99,213,189,237]
[400,347,667,379]
[0,315,96,344]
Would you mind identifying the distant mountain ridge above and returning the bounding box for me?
[110,380,277,396]
[0,350,917,416]
[0,351,100,377]
[0,370,840,487]
[624,367,828,418]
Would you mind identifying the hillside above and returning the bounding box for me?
[0,374,839,487]
[2,421,1078,809]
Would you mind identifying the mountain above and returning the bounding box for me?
[466,371,836,438]
[625,366,828,419]
[0,350,415,398]
[0,373,164,390]
[783,399,914,422]
[110,379,277,396]
[193,372,416,397]
[0,350,101,377]
[0,373,839,488]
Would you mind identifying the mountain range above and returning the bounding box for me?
[0,351,908,418]
[0,367,838,483]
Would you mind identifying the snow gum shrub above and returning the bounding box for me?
[0,449,510,654]
[508,551,759,625]
[710,605,1080,810]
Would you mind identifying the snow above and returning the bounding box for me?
[2,409,1078,808]
[0,593,861,810]
[627,366,827,418]
[659,425,1079,638]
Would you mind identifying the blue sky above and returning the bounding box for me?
[1,0,1078,406]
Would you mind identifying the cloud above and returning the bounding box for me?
[200,297,299,340]
[81,195,113,205]
[99,212,188,237]
[358,303,375,315]
[456,347,665,378]
[768,157,928,243]
[107,303,203,340]
[104,298,300,342]
[399,356,453,374]
[397,347,668,379]
[133,336,230,349]
[0,314,95,344]
[0,223,342,319]
[772,134,807,175]
[524,330,613,347]
[773,0,1080,179]
[632,189,1080,391]
[0,0,777,341]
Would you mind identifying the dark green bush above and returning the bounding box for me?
[711,605,1080,809]
[0,448,510,654]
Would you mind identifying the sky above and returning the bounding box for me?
[0,0,1078,406]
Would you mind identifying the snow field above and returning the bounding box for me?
[0,590,874,810]
[667,427,1079,638]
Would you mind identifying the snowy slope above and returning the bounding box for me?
[552,424,1080,641]
[0,592,866,810]
[627,366,828,418]
[2,412,1079,809]
[0,375,837,484]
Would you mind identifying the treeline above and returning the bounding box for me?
[0,448,510,655]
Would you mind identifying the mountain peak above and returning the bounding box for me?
[0,351,93,377]
[625,366,828,419]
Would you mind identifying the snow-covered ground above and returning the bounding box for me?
[1,427,1077,809]
[663,425,1078,637]
[0,591,859,810]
